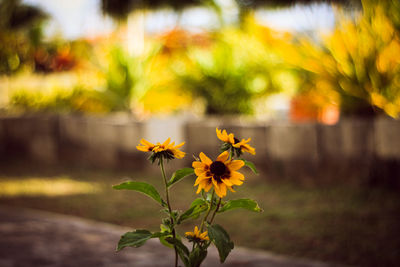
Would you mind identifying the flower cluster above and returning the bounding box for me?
[191,128,255,198]
[116,127,259,267]
[216,128,255,157]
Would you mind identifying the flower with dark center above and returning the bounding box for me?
[216,128,235,144]
[136,138,185,163]
[185,226,209,242]
[192,151,245,198]
[216,128,256,156]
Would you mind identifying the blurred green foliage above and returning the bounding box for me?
[0,0,48,74]
[176,27,284,114]
[101,46,138,111]
[10,87,111,113]
[9,44,146,113]
[5,0,400,119]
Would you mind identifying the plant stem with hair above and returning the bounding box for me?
[160,158,178,267]
[200,190,215,232]
[209,197,222,224]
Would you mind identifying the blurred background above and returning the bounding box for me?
[0,0,400,266]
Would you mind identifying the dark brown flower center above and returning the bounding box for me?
[210,161,229,183]
[233,137,240,144]
[210,161,226,176]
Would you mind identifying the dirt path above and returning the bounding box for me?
[0,206,336,267]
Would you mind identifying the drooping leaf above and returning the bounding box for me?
[178,198,208,224]
[117,230,166,251]
[189,246,208,267]
[167,168,194,188]
[241,159,258,174]
[113,181,164,206]
[218,199,262,213]
[159,223,174,248]
[165,237,190,266]
[207,224,234,263]
[159,235,174,249]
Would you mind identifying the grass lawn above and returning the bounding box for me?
[0,162,399,267]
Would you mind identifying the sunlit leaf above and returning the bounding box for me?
[178,198,208,223]
[241,159,258,174]
[218,199,262,213]
[167,168,194,188]
[117,230,166,251]
[113,181,164,206]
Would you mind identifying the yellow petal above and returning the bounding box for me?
[194,175,210,186]
[216,128,226,141]
[197,180,212,193]
[194,168,206,176]
[241,143,256,155]
[227,160,244,171]
[228,172,244,182]
[199,231,209,240]
[230,171,245,182]
[174,142,185,149]
[196,185,203,194]
[173,149,186,159]
[221,178,233,186]
[192,161,206,168]
[199,152,212,165]
[204,181,213,192]
[219,183,227,198]
[212,178,219,189]
[228,133,235,144]
[136,145,150,152]
[212,179,224,198]
[185,231,193,236]
[140,138,154,147]
[162,138,171,146]
[216,151,229,162]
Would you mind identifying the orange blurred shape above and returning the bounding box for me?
[158,28,211,54]
[290,95,339,125]
[319,105,340,125]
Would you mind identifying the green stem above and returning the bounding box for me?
[209,197,222,224]
[229,148,234,160]
[160,159,172,213]
[200,190,215,232]
[159,158,178,267]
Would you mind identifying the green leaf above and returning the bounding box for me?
[117,230,166,251]
[167,168,194,188]
[218,199,262,213]
[113,181,164,206]
[241,159,258,174]
[159,235,174,249]
[165,237,190,266]
[189,246,208,267]
[207,224,234,263]
[178,198,208,224]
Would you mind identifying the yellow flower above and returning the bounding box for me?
[136,138,156,152]
[232,138,256,155]
[216,128,235,144]
[136,138,185,162]
[185,226,209,242]
[192,151,245,198]
[216,128,256,155]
